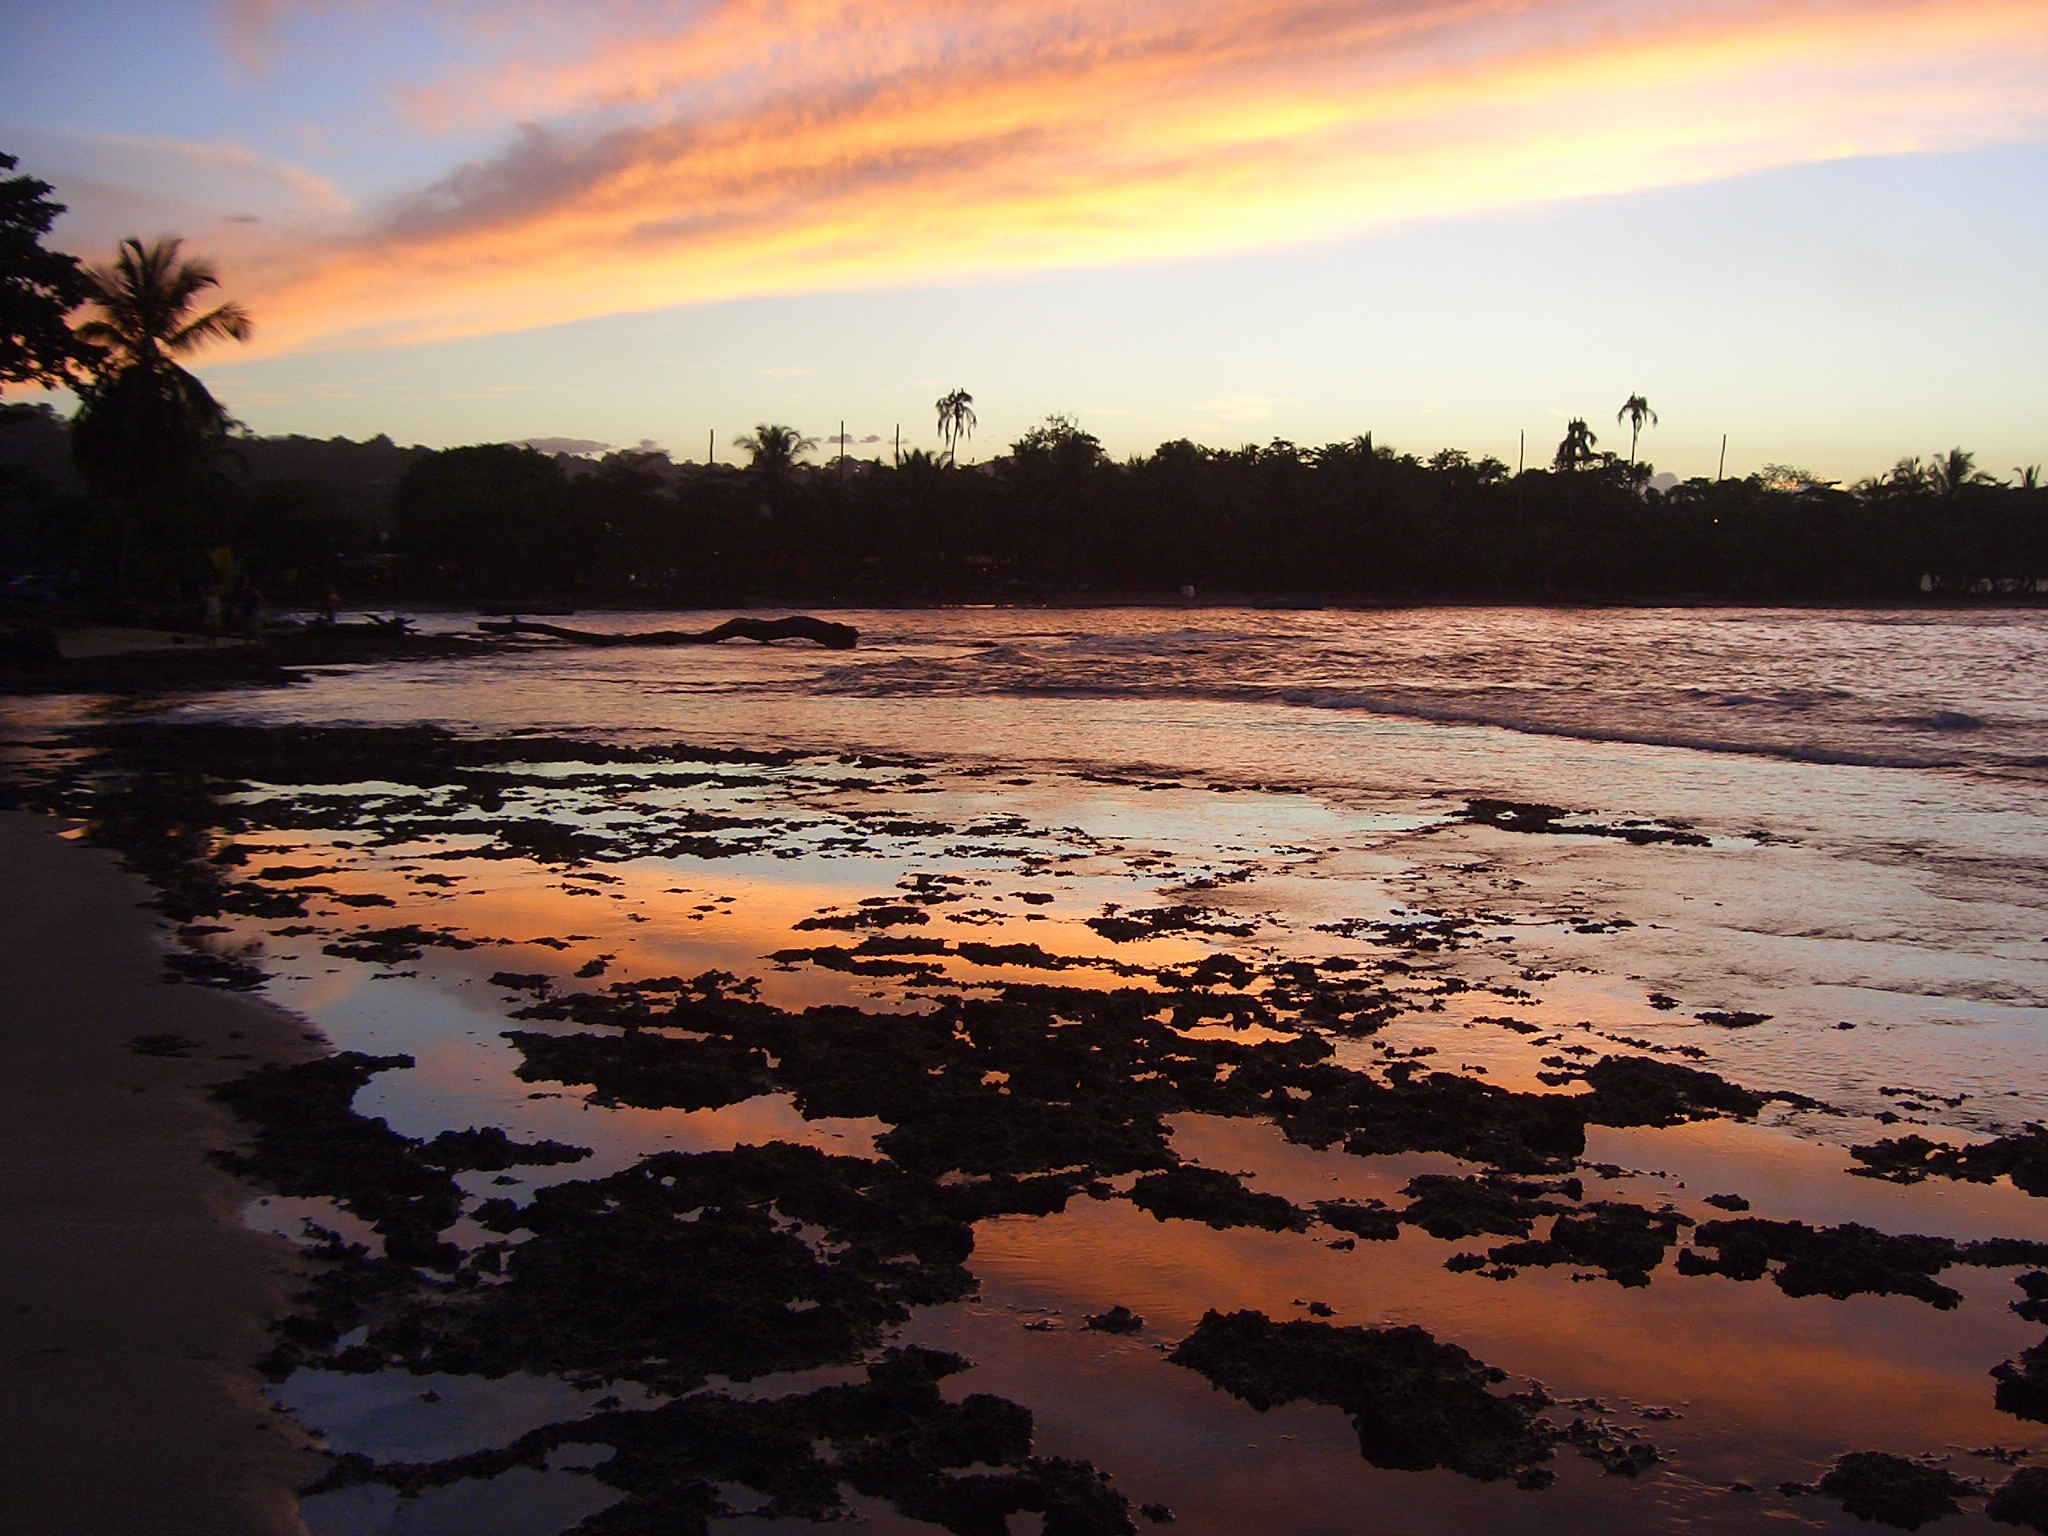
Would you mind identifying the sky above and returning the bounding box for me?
[2,0,2044,481]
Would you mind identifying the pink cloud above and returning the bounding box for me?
[197,0,2047,353]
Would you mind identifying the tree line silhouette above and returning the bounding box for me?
[302,419,2048,604]
[3,150,2045,610]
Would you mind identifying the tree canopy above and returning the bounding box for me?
[0,152,96,387]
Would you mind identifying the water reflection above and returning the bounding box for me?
[17,606,2048,1532]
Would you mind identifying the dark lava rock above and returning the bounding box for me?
[163,948,265,990]
[488,971,553,992]
[1397,1175,1575,1241]
[1575,1055,1774,1126]
[1989,1466,2048,1531]
[400,1143,984,1393]
[326,925,477,965]
[796,905,929,930]
[1994,1340,2048,1422]
[1314,1200,1401,1241]
[1139,1502,1176,1523]
[1702,1193,1751,1212]
[1129,1166,1308,1232]
[209,1053,596,1273]
[1459,799,1709,847]
[1487,1202,1694,1287]
[1694,1010,1772,1029]
[2015,1273,2048,1325]
[417,1125,589,1172]
[955,941,1082,971]
[1678,1220,1963,1308]
[1168,1309,1555,1484]
[130,1032,202,1057]
[1085,906,1256,944]
[768,945,948,978]
[211,1052,467,1268]
[504,1028,774,1112]
[1084,1306,1145,1335]
[309,1345,1136,1536]
[1561,1419,1663,1476]
[1851,1128,2048,1198]
[1279,1069,1588,1175]
[1816,1451,1973,1529]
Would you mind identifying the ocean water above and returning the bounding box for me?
[36,605,2048,1533]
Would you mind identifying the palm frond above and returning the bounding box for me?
[166,300,253,353]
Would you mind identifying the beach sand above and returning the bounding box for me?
[0,812,329,1536]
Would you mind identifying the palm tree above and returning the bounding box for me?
[731,423,816,478]
[70,237,251,502]
[1615,394,1657,465]
[1552,418,1598,472]
[935,389,976,465]
[1930,447,1982,495]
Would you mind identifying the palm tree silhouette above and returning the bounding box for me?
[935,389,976,465]
[1552,418,1598,472]
[70,236,251,501]
[732,423,817,478]
[1615,395,1657,466]
[1930,447,1980,495]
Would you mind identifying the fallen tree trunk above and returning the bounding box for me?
[478,615,858,650]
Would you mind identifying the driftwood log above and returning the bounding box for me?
[479,615,857,650]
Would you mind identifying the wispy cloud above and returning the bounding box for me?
[165,0,2048,353]
[1192,394,1292,424]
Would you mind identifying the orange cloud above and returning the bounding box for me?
[225,0,2048,353]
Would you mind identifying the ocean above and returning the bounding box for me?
[23,604,2048,1533]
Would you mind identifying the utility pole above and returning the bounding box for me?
[894,424,900,467]
[1717,433,1727,482]
[707,428,714,466]
[1518,430,1524,476]
[840,419,847,486]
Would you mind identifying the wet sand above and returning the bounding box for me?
[0,812,329,1536]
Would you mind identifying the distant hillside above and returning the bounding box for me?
[0,405,81,494]
[227,433,433,527]
[0,412,432,526]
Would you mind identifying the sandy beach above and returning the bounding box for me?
[0,812,328,1536]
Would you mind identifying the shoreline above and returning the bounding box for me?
[0,811,330,1536]
[4,593,2041,702]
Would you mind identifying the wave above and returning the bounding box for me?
[796,612,2048,780]
[814,664,1994,773]
[1274,688,1974,771]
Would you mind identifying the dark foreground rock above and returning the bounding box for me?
[1128,1166,1308,1232]
[1851,1128,2048,1198]
[1989,1465,2048,1531]
[1816,1451,1975,1529]
[210,1052,589,1267]
[1484,1202,1694,1287]
[311,1346,1134,1536]
[1167,1309,1557,1485]
[1677,1219,2048,1308]
[1993,1339,2048,1423]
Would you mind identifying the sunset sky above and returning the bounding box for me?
[4,0,2043,479]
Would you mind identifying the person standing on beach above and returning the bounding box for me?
[201,583,223,648]
[238,582,264,647]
